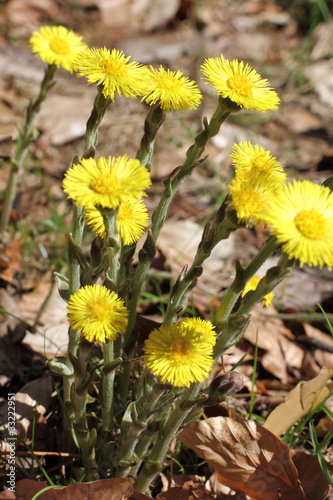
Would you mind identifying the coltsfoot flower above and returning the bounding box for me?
[67,284,128,343]
[141,66,202,112]
[63,155,151,209]
[29,25,87,73]
[144,324,214,388]
[242,275,274,307]
[201,55,280,112]
[75,47,149,99]
[230,141,286,185]
[229,173,282,227]
[85,198,149,244]
[179,317,216,346]
[265,180,333,269]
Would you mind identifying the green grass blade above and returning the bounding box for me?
[309,420,333,487]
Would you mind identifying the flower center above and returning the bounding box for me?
[49,37,70,55]
[90,301,108,319]
[236,189,264,214]
[91,173,122,194]
[294,209,327,239]
[170,340,191,362]
[227,74,253,97]
[156,74,180,91]
[99,56,127,76]
[252,155,270,172]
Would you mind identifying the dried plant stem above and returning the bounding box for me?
[0,64,57,235]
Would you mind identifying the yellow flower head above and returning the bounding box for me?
[179,317,216,346]
[29,25,87,73]
[141,66,202,112]
[229,172,282,227]
[265,180,333,269]
[85,198,149,245]
[144,324,214,388]
[230,141,286,185]
[63,155,151,209]
[67,284,128,343]
[242,275,274,307]
[75,47,149,99]
[201,55,280,112]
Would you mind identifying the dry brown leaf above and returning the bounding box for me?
[316,391,333,435]
[6,478,134,499]
[264,367,332,437]
[19,281,68,357]
[244,307,304,384]
[156,474,233,500]
[156,486,212,500]
[34,92,94,146]
[157,219,234,275]
[98,0,180,32]
[0,239,21,284]
[292,451,329,500]
[302,322,333,371]
[178,413,305,500]
[3,0,59,34]
[129,491,152,500]
[0,376,52,441]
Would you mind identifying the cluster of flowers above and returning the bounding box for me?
[30,25,333,388]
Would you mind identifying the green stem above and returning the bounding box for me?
[129,429,157,477]
[134,383,200,493]
[127,97,240,342]
[98,208,120,432]
[163,207,238,324]
[151,98,239,242]
[136,104,166,170]
[82,87,111,157]
[0,64,57,234]
[102,341,115,431]
[214,235,279,323]
[100,207,119,285]
[63,87,112,443]
[116,377,174,478]
[235,253,294,317]
[71,340,98,480]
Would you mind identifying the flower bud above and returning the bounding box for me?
[208,371,244,398]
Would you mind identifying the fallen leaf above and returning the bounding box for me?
[19,281,68,357]
[4,0,59,35]
[129,492,152,500]
[98,0,181,31]
[292,451,329,500]
[178,413,305,500]
[34,92,94,146]
[156,474,229,500]
[6,478,134,499]
[243,306,304,384]
[264,367,332,437]
[281,107,323,134]
[311,21,333,60]
[0,376,52,441]
[304,60,333,107]
[316,391,333,435]
[302,322,333,371]
[0,239,21,284]
[157,219,234,275]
